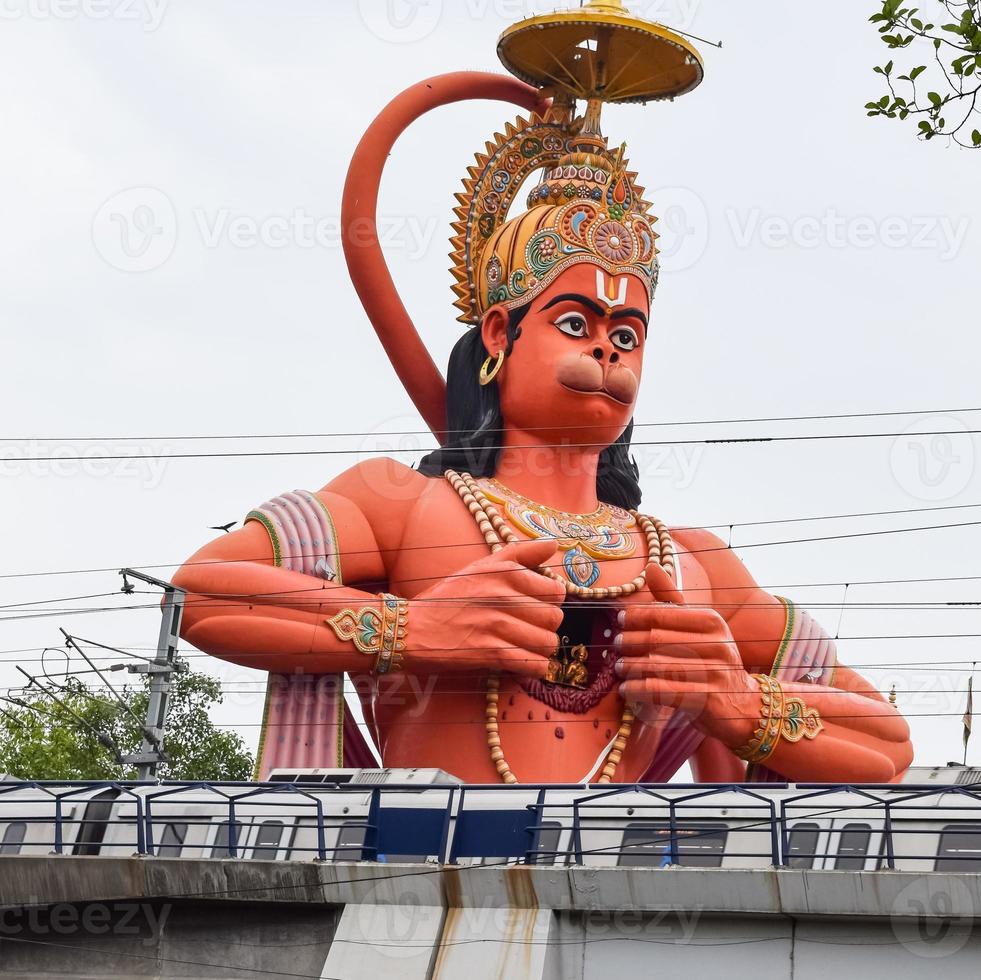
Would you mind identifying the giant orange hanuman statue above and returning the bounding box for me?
[173,1,913,784]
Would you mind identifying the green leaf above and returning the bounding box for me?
[918,120,933,132]
[928,90,943,106]
[910,64,927,80]
[973,130,981,146]
[885,59,894,74]
[911,17,923,30]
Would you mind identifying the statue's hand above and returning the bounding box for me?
[614,563,758,748]
[408,539,564,678]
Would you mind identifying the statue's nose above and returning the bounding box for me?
[592,346,620,364]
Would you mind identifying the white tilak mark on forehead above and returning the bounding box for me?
[596,270,629,309]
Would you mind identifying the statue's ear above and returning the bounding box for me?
[479,304,510,357]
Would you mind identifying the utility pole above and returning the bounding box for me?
[118,569,186,781]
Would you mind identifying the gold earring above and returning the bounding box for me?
[479,351,505,386]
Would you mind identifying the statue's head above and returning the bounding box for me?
[480,262,648,448]
[419,116,659,509]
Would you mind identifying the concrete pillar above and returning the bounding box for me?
[431,907,553,979]
[320,904,445,979]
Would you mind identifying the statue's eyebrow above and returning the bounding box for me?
[611,307,649,331]
[538,293,607,318]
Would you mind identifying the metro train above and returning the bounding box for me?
[1,766,980,872]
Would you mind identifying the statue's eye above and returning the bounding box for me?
[611,327,639,352]
[554,312,589,338]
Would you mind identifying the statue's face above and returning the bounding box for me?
[482,263,649,448]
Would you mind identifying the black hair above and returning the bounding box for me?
[417,304,643,510]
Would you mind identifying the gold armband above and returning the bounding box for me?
[327,593,407,675]
[735,674,824,764]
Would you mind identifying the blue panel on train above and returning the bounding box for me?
[449,809,536,862]
[374,806,447,861]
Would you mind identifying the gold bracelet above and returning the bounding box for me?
[327,593,408,674]
[374,594,408,676]
[736,674,824,764]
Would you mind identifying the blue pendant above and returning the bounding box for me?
[564,546,600,588]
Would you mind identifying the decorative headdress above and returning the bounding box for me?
[449,0,704,325]
[449,118,660,324]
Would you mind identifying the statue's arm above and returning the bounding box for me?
[173,472,397,675]
[618,527,913,783]
[174,458,565,679]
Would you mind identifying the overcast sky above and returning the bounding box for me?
[1,0,979,775]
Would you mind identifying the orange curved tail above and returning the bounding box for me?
[341,72,549,439]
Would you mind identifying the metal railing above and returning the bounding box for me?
[1,780,980,869]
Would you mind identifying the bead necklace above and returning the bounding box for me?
[445,469,678,784]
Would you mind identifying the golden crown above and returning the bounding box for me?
[449,119,659,324]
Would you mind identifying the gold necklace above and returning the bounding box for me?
[479,477,638,589]
[445,469,678,784]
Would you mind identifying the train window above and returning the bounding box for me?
[335,821,366,861]
[618,823,728,868]
[210,820,244,858]
[935,824,981,871]
[0,822,26,855]
[156,822,188,858]
[251,820,284,860]
[72,789,119,856]
[834,823,871,870]
[785,823,820,869]
[533,822,563,865]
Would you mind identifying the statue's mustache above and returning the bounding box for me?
[555,354,639,406]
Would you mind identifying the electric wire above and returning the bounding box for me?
[6,403,980,442]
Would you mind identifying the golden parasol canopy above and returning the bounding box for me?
[497,0,704,106]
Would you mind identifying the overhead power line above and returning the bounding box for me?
[5,404,980,442]
[2,499,981,583]
[2,426,980,463]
